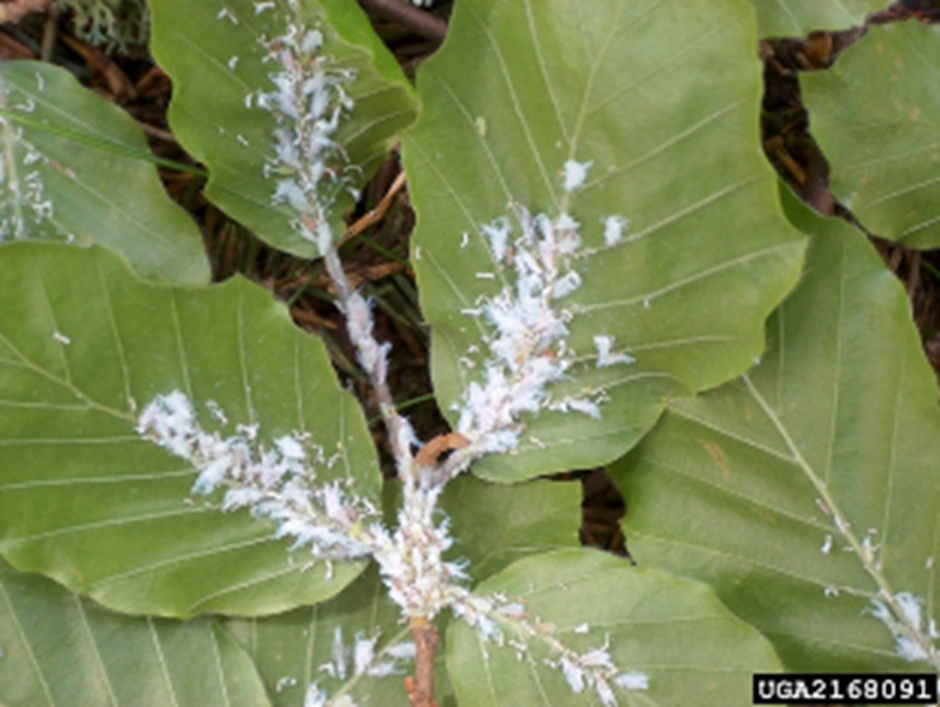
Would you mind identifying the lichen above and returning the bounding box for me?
[55,0,150,53]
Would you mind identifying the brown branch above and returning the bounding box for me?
[0,29,35,59]
[338,170,408,248]
[59,32,138,101]
[358,0,447,45]
[40,4,58,62]
[406,616,439,707]
[414,432,470,469]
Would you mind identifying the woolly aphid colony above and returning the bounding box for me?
[137,6,647,706]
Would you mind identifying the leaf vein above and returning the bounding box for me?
[0,572,56,705]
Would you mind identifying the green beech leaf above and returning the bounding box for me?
[404,0,805,482]
[440,475,580,583]
[149,0,416,257]
[614,193,940,670]
[803,22,940,247]
[0,61,209,286]
[0,242,379,618]
[446,548,782,706]
[746,0,880,37]
[0,558,270,707]
[225,565,457,707]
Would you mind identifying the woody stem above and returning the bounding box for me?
[407,616,439,707]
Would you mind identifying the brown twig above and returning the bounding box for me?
[338,169,408,248]
[58,32,137,101]
[290,306,338,329]
[358,0,447,45]
[0,29,35,59]
[137,122,177,143]
[406,616,439,707]
[414,432,470,469]
[40,4,58,62]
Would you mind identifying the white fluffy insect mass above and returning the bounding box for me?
[136,391,377,565]
[253,1,358,252]
[454,174,635,455]
[450,592,649,707]
[868,590,939,665]
[562,159,593,192]
[455,204,586,453]
[136,391,468,616]
[369,474,470,618]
